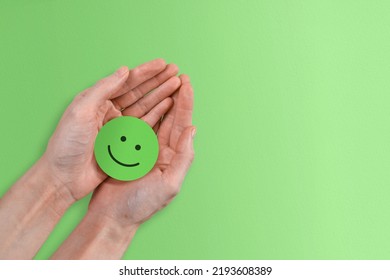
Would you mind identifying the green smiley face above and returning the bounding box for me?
[94,116,159,181]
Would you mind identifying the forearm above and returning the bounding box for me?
[51,210,138,260]
[0,157,74,259]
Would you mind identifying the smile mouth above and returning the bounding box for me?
[108,145,140,167]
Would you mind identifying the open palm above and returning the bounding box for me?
[88,75,195,226]
[44,59,180,200]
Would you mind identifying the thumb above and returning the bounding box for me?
[87,66,129,102]
[165,126,196,188]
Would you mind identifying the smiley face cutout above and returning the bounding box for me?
[94,116,159,181]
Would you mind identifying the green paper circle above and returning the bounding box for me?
[94,116,159,181]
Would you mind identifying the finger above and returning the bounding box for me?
[141,97,173,127]
[164,126,196,190]
[169,74,194,148]
[153,120,161,134]
[156,78,183,146]
[122,76,180,118]
[84,66,129,103]
[120,58,166,96]
[111,59,168,109]
[157,90,178,146]
[113,63,179,111]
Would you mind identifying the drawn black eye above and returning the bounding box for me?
[120,136,126,142]
[135,144,141,151]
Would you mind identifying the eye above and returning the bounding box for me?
[135,144,141,151]
[120,136,126,142]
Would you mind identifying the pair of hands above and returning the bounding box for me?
[44,58,195,228]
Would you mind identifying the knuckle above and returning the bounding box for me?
[73,90,87,102]
[69,105,86,119]
[95,78,107,88]
[72,95,82,104]
[133,101,148,117]
[150,75,160,87]
[132,86,144,99]
[68,102,94,120]
[186,151,195,165]
[166,182,180,198]
[111,100,122,111]
[130,67,142,78]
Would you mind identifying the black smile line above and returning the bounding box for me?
[108,145,140,167]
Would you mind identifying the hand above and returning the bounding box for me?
[88,74,195,227]
[43,59,181,201]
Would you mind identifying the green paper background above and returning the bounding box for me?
[1,0,390,259]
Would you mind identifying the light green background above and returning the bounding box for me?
[1,0,390,259]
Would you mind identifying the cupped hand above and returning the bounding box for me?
[43,59,181,201]
[88,75,195,227]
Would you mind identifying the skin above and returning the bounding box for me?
[52,75,194,259]
[45,59,181,200]
[0,59,195,259]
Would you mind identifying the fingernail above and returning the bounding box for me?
[116,66,128,77]
[191,127,196,139]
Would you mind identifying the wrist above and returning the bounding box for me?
[33,156,76,215]
[85,209,139,246]
[0,156,75,259]
[52,209,139,259]
[27,156,75,217]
